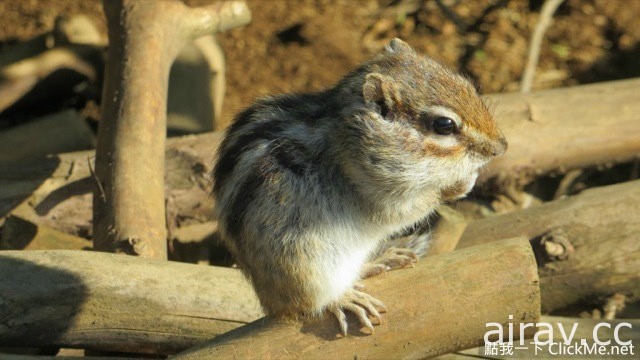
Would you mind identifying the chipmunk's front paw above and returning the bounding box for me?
[327,289,387,336]
[360,247,418,278]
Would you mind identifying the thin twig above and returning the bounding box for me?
[520,0,564,93]
[603,293,626,320]
[87,155,106,202]
[553,168,583,199]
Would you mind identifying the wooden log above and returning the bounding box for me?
[424,205,469,256]
[0,250,263,355]
[457,180,640,313]
[0,45,99,114]
[481,78,640,185]
[2,79,639,241]
[174,237,540,359]
[93,0,251,258]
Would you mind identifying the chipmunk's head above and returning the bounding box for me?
[344,38,507,201]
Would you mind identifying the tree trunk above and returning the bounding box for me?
[93,0,250,258]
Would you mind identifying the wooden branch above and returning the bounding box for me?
[174,238,540,359]
[458,180,640,313]
[424,205,468,256]
[0,45,99,113]
[480,78,640,185]
[520,0,564,93]
[184,1,252,38]
[0,250,262,355]
[93,0,250,258]
[193,35,226,130]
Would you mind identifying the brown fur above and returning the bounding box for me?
[421,141,464,158]
[440,181,469,200]
[363,42,502,146]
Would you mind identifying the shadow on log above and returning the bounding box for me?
[0,250,262,355]
[0,238,539,356]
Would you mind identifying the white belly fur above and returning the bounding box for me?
[307,225,383,313]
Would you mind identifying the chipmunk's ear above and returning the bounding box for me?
[363,73,399,117]
[384,38,416,56]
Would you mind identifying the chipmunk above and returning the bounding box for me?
[213,38,506,335]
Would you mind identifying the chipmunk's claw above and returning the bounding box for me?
[328,289,386,336]
[361,247,418,278]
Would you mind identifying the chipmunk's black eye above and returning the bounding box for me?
[432,117,457,135]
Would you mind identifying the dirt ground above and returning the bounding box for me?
[1,0,639,128]
[216,0,640,126]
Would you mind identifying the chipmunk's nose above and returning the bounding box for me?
[485,134,507,157]
[490,135,508,157]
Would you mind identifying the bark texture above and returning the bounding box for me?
[174,238,540,359]
[93,0,250,258]
[458,180,640,313]
[0,249,262,354]
[481,78,640,185]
